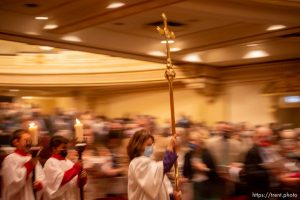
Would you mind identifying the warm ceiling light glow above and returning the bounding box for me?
[39,46,53,51]
[148,51,165,57]
[170,47,182,52]
[107,2,125,9]
[161,40,175,44]
[21,96,33,100]
[35,16,48,20]
[243,50,269,59]
[61,35,82,42]
[9,89,20,92]
[43,24,58,30]
[284,96,300,103]
[267,24,286,31]
[183,54,202,62]
[25,31,39,35]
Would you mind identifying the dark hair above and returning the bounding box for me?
[108,130,122,139]
[127,129,154,161]
[50,135,69,150]
[10,129,26,146]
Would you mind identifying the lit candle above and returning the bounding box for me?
[29,122,38,146]
[75,118,83,142]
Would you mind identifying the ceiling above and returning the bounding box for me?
[0,0,299,67]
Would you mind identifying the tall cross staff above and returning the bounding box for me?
[157,13,179,191]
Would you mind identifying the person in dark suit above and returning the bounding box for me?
[244,126,282,197]
[183,131,220,200]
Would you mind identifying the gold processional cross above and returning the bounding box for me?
[157,13,179,191]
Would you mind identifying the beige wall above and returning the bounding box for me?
[91,83,275,126]
[19,98,56,114]
[92,88,226,125]
[55,97,77,113]
[16,83,275,126]
[19,97,76,114]
[225,83,275,125]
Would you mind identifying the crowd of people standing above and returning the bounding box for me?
[0,102,300,200]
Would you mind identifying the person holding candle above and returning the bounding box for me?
[43,135,87,200]
[1,129,45,200]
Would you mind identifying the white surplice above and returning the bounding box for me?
[43,157,80,200]
[128,156,170,200]
[1,152,45,200]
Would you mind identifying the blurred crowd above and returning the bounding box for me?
[0,102,300,200]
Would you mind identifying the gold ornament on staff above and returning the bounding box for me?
[157,13,179,191]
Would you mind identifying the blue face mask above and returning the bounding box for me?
[144,146,153,157]
[188,142,198,151]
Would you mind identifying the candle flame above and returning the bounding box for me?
[29,122,36,128]
[76,118,81,124]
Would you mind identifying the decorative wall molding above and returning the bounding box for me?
[178,64,221,96]
[221,59,300,86]
[0,50,299,98]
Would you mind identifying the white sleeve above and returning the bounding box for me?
[66,160,79,188]
[43,159,67,198]
[35,161,46,200]
[1,156,27,197]
[131,159,165,199]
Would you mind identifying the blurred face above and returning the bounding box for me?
[221,123,231,132]
[14,133,31,152]
[188,138,198,146]
[281,139,297,152]
[110,122,123,130]
[220,123,232,139]
[55,143,67,152]
[143,137,154,150]
[188,134,200,151]
[142,137,154,157]
[256,127,272,147]
[53,143,68,158]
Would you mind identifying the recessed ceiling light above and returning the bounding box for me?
[267,24,286,31]
[39,46,54,51]
[284,96,300,103]
[61,35,82,42]
[170,47,182,52]
[35,16,48,20]
[25,31,39,35]
[183,54,202,62]
[21,96,33,100]
[161,40,175,44]
[148,51,165,57]
[44,24,58,30]
[9,89,20,92]
[243,50,269,59]
[107,2,125,9]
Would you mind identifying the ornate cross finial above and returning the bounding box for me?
[157,13,175,41]
[157,13,176,80]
